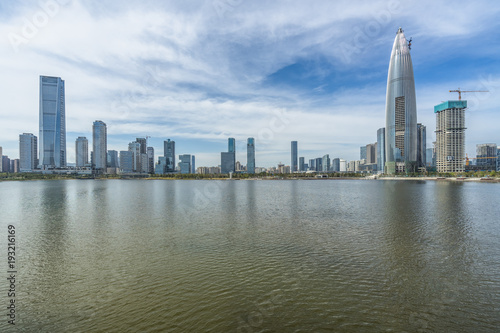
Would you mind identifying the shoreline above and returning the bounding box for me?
[1,175,499,183]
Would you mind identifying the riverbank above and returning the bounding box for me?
[377,176,500,183]
[1,173,499,182]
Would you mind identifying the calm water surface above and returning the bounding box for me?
[0,179,499,332]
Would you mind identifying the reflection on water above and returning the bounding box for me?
[0,179,499,332]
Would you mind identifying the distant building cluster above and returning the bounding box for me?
[1,29,498,176]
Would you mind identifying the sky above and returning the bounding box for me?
[0,0,499,168]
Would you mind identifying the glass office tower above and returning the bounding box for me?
[291,141,298,172]
[39,76,66,168]
[247,138,255,174]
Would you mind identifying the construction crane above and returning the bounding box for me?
[449,88,489,101]
[464,154,497,166]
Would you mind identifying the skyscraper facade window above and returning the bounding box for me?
[75,136,88,167]
[39,76,66,168]
[247,138,255,174]
[385,28,417,174]
[93,121,107,171]
[291,141,298,172]
[19,133,38,172]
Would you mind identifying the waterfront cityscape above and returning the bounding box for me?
[1,1,500,332]
[1,27,499,177]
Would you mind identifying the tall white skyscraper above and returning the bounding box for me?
[75,136,88,167]
[19,133,38,172]
[384,28,417,174]
[39,76,66,169]
[92,121,107,171]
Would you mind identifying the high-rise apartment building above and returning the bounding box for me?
[417,123,426,169]
[75,136,88,167]
[136,138,147,154]
[331,158,340,172]
[435,101,466,173]
[128,141,141,172]
[39,76,66,168]
[164,139,175,172]
[366,143,377,164]
[19,133,38,172]
[93,121,107,171]
[385,28,418,174]
[309,159,315,171]
[11,160,19,173]
[2,156,10,173]
[291,141,298,172]
[322,154,330,172]
[247,138,255,174]
[339,159,347,172]
[315,157,323,172]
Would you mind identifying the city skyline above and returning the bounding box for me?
[0,1,499,167]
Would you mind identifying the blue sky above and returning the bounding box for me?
[0,0,499,167]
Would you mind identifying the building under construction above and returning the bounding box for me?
[435,100,467,173]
